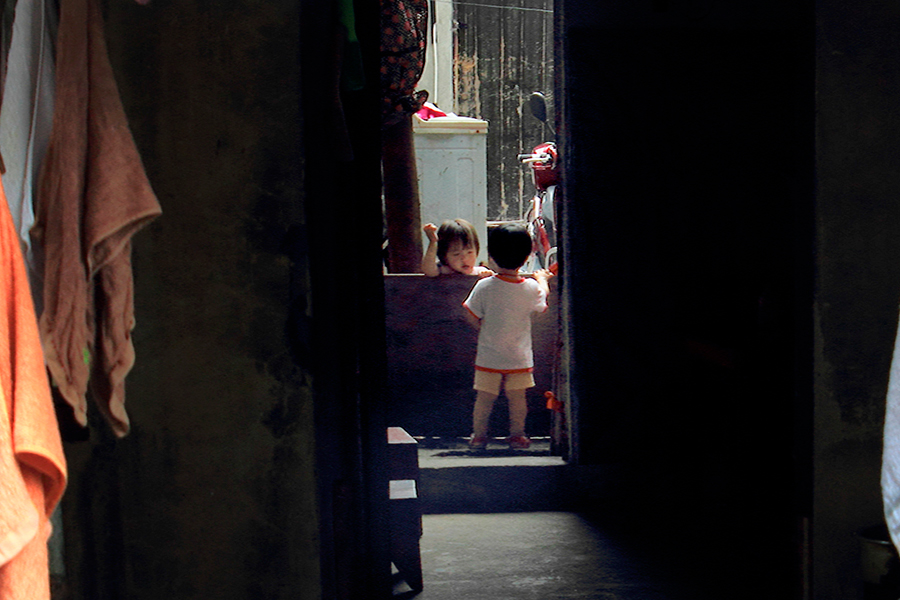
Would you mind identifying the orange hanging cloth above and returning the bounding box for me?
[0,178,67,600]
[32,0,161,437]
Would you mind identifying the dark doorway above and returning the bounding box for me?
[375,1,812,598]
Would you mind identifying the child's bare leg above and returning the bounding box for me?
[507,388,528,437]
[472,391,498,438]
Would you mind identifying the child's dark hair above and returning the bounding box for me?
[488,223,533,269]
[437,219,480,263]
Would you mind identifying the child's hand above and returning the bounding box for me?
[533,269,553,297]
[423,223,438,243]
[533,268,554,282]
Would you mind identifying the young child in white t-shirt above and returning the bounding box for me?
[421,219,492,277]
[462,223,553,449]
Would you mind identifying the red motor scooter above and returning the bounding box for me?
[518,93,560,275]
[519,92,567,458]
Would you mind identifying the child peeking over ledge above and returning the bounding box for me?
[421,219,492,277]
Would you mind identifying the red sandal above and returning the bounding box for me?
[468,434,488,450]
[505,435,531,450]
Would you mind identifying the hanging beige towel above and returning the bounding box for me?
[32,0,161,436]
[0,177,67,600]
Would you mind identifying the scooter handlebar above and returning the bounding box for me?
[521,153,554,163]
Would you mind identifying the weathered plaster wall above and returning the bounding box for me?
[814,2,900,598]
[453,0,554,221]
[58,2,321,599]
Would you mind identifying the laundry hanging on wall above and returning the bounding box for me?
[32,0,161,438]
[882,312,900,552]
[0,175,66,600]
[380,0,428,127]
[0,0,57,309]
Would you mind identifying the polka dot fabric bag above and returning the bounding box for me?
[380,0,428,127]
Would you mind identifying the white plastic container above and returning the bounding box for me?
[413,114,489,266]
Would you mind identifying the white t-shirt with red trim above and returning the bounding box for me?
[463,274,548,373]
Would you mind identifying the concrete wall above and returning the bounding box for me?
[556,2,900,598]
[58,2,323,599]
[558,2,808,596]
[814,2,900,597]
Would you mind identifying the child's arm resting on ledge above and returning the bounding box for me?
[532,269,554,297]
[421,223,440,276]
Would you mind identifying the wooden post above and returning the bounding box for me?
[382,115,423,273]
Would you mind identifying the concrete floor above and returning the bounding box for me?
[394,512,711,600]
[416,436,561,468]
[393,437,783,599]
